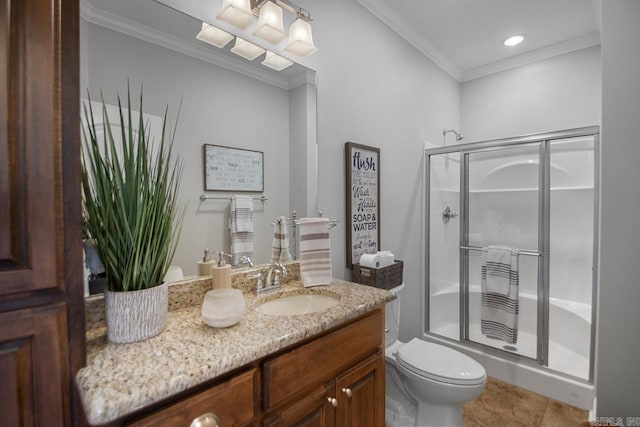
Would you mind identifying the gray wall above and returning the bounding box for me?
[461,46,601,141]
[289,82,318,220]
[597,0,640,418]
[297,0,461,341]
[84,24,291,274]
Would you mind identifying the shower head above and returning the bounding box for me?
[443,128,464,142]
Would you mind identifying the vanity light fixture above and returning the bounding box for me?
[217,0,254,30]
[503,35,524,47]
[253,1,288,44]
[284,17,317,56]
[261,51,293,71]
[196,23,234,49]
[230,37,266,61]
[214,0,317,56]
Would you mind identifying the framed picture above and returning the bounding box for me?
[345,142,380,268]
[203,144,264,192]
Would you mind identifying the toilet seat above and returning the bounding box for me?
[396,338,486,386]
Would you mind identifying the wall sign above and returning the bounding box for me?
[203,144,264,192]
[345,142,380,268]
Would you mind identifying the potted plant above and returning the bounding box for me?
[81,87,183,343]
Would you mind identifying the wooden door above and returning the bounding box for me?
[0,305,69,426]
[263,381,336,427]
[336,352,385,427]
[0,0,83,425]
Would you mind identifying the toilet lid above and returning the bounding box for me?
[396,338,486,385]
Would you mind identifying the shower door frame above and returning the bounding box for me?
[423,126,600,384]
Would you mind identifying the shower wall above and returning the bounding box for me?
[460,46,601,142]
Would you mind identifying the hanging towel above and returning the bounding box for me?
[229,195,254,266]
[480,245,520,344]
[271,216,293,263]
[298,217,332,287]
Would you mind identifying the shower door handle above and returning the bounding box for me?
[442,206,459,224]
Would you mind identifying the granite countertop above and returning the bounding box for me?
[76,268,393,425]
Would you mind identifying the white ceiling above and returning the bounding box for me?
[356,0,601,81]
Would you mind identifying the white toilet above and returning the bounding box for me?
[385,284,487,427]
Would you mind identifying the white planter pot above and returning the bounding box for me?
[104,282,168,343]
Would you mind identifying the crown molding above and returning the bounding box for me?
[355,0,463,81]
[462,32,601,82]
[355,0,601,84]
[79,0,300,90]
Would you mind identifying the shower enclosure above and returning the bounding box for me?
[423,127,598,407]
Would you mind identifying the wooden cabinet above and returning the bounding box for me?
[262,310,385,427]
[0,0,84,426]
[128,368,258,427]
[117,309,386,427]
[263,353,385,427]
[263,381,337,427]
[0,304,70,427]
[336,353,385,427]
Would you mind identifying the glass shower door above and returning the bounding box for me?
[427,152,461,341]
[463,144,541,359]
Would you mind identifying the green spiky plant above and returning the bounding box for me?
[81,87,184,292]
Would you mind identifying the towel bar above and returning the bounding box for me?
[200,194,268,202]
[459,245,542,257]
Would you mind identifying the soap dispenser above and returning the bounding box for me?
[197,249,215,276]
[211,251,232,289]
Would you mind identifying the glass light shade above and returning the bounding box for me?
[284,18,317,57]
[261,51,293,71]
[217,0,254,30]
[230,37,266,61]
[196,22,234,48]
[252,1,287,44]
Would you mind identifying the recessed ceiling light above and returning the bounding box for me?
[504,35,524,47]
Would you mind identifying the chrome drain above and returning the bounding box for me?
[503,345,518,352]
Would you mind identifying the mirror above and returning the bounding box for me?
[80,0,318,294]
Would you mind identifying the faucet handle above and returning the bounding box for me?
[248,272,264,290]
[239,255,254,268]
[273,270,281,286]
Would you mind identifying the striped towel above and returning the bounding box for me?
[298,218,332,287]
[229,195,254,266]
[271,216,293,263]
[480,245,520,344]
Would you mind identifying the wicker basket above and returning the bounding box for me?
[351,260,404,290]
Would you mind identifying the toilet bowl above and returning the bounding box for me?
[385,284,486,427]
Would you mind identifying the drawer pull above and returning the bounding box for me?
[327,397,338,407]
[190,412,219,427]
[341,387,352,398]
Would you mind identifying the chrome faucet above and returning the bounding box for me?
[255,262,288,295]
[238,255,254,268]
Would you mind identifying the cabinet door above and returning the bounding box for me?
[128,368,257,427]
[0,304,69,427]
[336,352,385,427]
[263,310,383,411]
[263,381,336,427]
[0,0,76,298]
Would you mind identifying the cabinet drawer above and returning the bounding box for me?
[128,368,257,427]
[263,309,383,411]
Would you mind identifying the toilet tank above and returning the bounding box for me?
[385,284,404,346]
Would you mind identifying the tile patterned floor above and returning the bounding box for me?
[463,377,589,427]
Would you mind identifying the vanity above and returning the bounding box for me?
[77,264,393,426]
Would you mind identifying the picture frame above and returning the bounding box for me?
[203,144,264,192]
[345,142,380,268]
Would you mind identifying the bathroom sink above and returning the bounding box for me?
[257,294,339,316]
